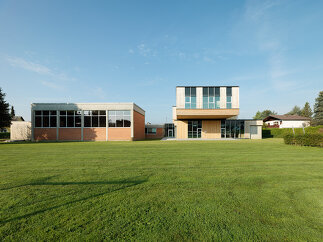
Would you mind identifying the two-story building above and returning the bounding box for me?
[172,86,262,139]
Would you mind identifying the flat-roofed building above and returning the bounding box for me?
[31,103,145,141]
[172,86,262,139]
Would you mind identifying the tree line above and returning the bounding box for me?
[0,88,15,130]
[254,91,323,126]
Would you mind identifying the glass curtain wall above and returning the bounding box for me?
[164,123,174,137]
[185,87,196,109]
[203,87,220,109]
[226,87,232,109]
[188,120,202,138]
[221,120,245,138]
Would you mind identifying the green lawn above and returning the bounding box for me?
[0,139,322,241]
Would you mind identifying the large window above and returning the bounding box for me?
[145,128,157,134]
[108,110,131,127]
[84,110,106,127]
[188,120,202,138]
[60,111,82,127]
[35,110,57,128]
[185,87,196,109]
[221,120,244,138]
[203,87,220,109]
[226,87,232,109]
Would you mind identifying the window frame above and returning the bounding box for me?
[108,110,131,128]
[34,110,57,128]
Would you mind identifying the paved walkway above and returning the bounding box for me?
[161,137,238,141]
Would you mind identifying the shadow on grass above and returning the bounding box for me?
[0,176,148,225]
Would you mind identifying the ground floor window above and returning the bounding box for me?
[145,128,157,134]
[221,120,245,138]
[188,120,202,138]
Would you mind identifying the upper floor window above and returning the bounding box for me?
[35,110,57,128]
[185,87,196,109]
[226,87,232,109]
[60,110,82,127]
[84,110,106,127]
[203,87,220,109]
[108,110,131,127]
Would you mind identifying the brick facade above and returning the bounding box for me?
[58,128,82,141]
[84,128,106,141]
[133,110,145,140]
[107,128,131,141]
[34,128,56,141]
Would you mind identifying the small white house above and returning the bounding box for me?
[263,115,311,128]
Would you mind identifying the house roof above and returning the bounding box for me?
[263,115,311,122]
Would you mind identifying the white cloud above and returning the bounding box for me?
[41,80,63,91]
[6,55,75,81]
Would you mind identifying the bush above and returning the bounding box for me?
[284,133,323,147]
[263,125,323,138]
[0,132,10,139]
[284,134,295,145]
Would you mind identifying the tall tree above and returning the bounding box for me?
[301,102,313,118]
[313,91,323,126]
[0,88,11,129]
[253,110,277,120]
[10,106,15,118]
[286,105,302,115]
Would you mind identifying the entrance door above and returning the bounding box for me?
[168,129,173,137]
[188,120,202,138]
[197,128,202,138]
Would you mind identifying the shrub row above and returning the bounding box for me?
[263,125,323,138]
[284,133,323,147]
[0,132,10,139]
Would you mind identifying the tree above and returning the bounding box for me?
[10,106,15,118]
[301,102,313,118]
[313,91,323,126]
[286,105,302,115]
[253,110,277,120]
[0,88,11,129]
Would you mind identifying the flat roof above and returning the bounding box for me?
[176,86,239,87]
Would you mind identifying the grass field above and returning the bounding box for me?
[0,139,322,241]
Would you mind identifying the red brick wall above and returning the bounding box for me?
[108,128,131,141]
[83,128,106,141]
[34,128,56,141]
[133,110,145,141]
[58,128,82,141]
[145,127,164,139]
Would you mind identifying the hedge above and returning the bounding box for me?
[263,125,323,138]
[284,133,323,147]
[0,132,10,139]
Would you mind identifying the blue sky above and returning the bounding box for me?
[0,0,322,123]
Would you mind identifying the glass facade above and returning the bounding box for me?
[84,110,106,127]
[108,110,131,127]
[35,110,57,128]
[226,87,232,109]
[188,120,202,138]
[203,87,220,109]
[185,87,196,109]
[59,110,82,128]
[221,120,244,138]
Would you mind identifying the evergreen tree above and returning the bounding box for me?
[286,105,302,115]
[10,106,15,118]
[301,102,313,118]
[0,88,11,129]
[313,91,323,126]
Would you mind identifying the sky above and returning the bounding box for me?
[0,0,322,123]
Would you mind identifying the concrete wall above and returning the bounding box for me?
[196,87,203,109]
[220,87,226,109]
[176,87,185,108]
[10,121,31,140]
[232,87,239,109]
[245,120,263,139]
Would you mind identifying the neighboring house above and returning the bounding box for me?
[263,115,311,128]
[172,86,263,139]
[30,103,145,141]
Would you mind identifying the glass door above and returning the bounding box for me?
[188,120,202,138]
